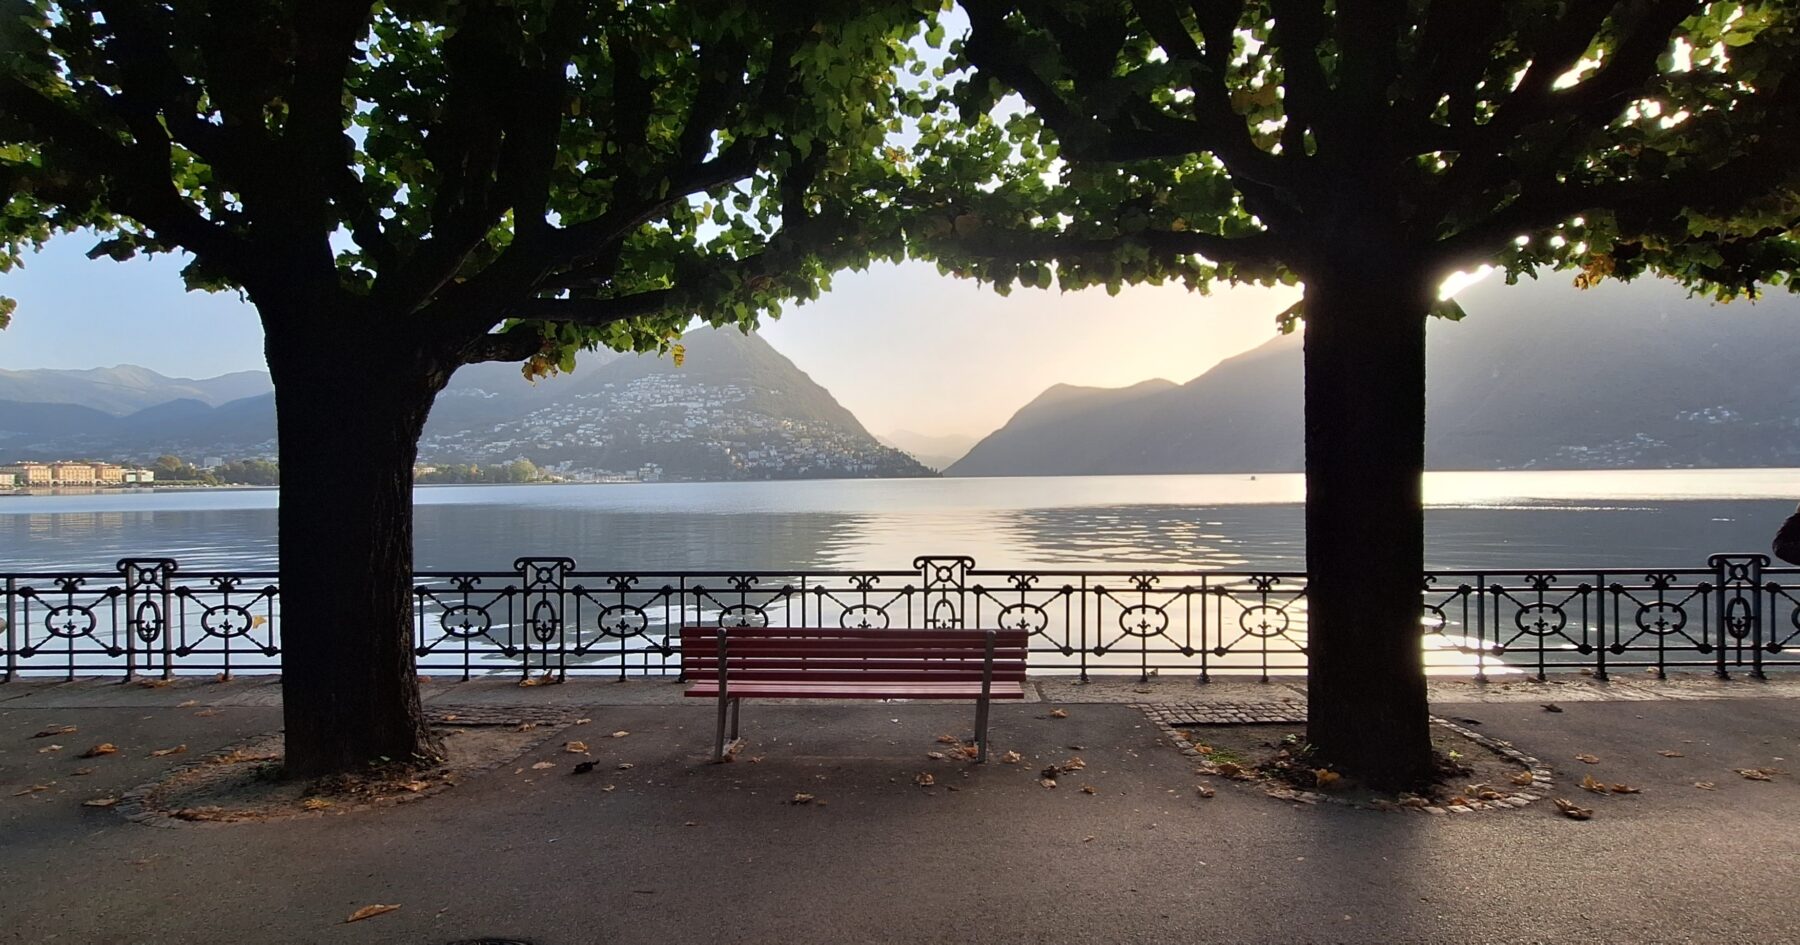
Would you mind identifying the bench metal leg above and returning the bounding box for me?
[714,692,730,763]
[974,696,991,763]
[729,697,741,741]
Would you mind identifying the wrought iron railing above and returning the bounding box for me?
[3,554,1795,682]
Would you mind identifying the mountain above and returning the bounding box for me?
[0,365,272,415]
[948,277,1800,476]
[0,330,929,481]
[876,430,980,471]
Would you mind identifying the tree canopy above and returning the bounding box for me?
[0,0,939,366]
[908,1,1799,311]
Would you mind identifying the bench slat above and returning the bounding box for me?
[685,681,1027,699]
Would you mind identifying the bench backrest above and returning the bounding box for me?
[678,626,1029,683]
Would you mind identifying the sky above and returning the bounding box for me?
[1,232,1298,439]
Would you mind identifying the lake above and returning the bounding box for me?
[4,468,1797,575]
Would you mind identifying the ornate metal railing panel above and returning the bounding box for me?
[2,554,1794,682]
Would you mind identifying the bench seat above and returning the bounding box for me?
[683,680,1027,700]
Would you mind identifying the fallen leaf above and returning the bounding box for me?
[301,798,332,811]
[936,734,960,745]
[12,784,50,796]
[36,744,62,754]
[1574,754,1599,764]
[1049,708,1068,719]
[746,756,764,764]
[1397,794,1429,809]
[616,763,634,770]
[1694,781,1716,791]
[1195,784,1216,798]
[1039,778,1058,789]
[564,741,589,754]
[31,725,77,738]
[1314,769,1341,789]
[345,904,400,923]
[69,768,96,777]
[1195,745,1214,755]
[79,743,118,759]
[1215,761,1246,779]
[1553,798,1593,820]
[683,821,699,827]
[1736,768,1775,781]
[1060,756,1087,772]
[958,745,979,760]
[400,781,430,793]
[573,718,592,725]
[1477,789,1505,801]
[1510,771,1536,786]
[176,700,198,708]
[1580,774,1608,794]
[194,709,220,717]
[1000,751,1022,764]
[135,678,175,688]
[1610,784,1641,794]
[791,793,815,805]
[1541,703,1563,713]
[531,761,556,770]
[914,772,935,787]
[1080,785,1097,795]
[148,745,187,758]
[601,784,616,792]
[926,751,946,760]
[1657,749,1685,758]
[610,731,630,739]
[441,714,460,722]
[515,722,539,732]
[1083,836,1095,842]
[82,797,119,808]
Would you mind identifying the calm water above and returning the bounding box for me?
[2,469,1797,574]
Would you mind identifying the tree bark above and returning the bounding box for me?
[264,317,451,777]
[1302,261,1436,791]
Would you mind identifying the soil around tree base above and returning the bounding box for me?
[117,720,565,826]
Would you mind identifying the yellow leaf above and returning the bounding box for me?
[301,797,332,811]
[1694,781,1716,790]
[610,731,630,739]
[1049,709,1069,719]
[401,781,430,793]
[564,741,589,754]
[148,745,187,758]
[31,725,77,738]
[1039,778,1058,789]
[1574,754,1600,764]
[1510,771,1535,786]
[616,763,634,770]
[791,793,815,805]
[935,734,959,745]
[1657,749,1684,758]
[573,718,592,725]
[926,751,946,760]
[1080,785,1097,795]
[914,772,935,787]
[1000,751,1022,764]
[1195,784,1216,798]
[1610,784,1641,794]
[345,904,400,923]
[35,744,62,754]
[515,723,539,732]
[176,700,198,708]
[79,743,118,758]
[12,784,50,796]
[531,761,556,770]
[1314,769,1341,789]
[1553,798,1593,820]
[82,797,119,808]
[1736,768,1775,781]
[1580,774,1608,794]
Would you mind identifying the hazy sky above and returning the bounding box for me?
[2,233,1297,438]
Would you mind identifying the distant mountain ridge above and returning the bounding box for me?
[948,277,1800,476]
[0,330,930,481]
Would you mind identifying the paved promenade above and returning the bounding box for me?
[3,674,1797,944]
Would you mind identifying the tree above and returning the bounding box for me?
[1,0,936,776]
[913,1,1800,787]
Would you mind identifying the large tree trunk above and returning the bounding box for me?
[1302,261,1436,791]
[264,322,451,778]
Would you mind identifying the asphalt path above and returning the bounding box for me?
[2,691,1796,945]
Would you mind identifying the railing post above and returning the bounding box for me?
[1078,576,1088,682]
[3,575,15,682]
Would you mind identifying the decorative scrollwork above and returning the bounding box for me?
[1238,604,1290,638]
[44,604,97,638]
[996,603,1049,634]
[131,600,164,643]
[1420,604,1448,635]
[199,604,255,638]
[718,605,768,628]
[1119,604,1169,637]
[1723,596,1755,640]
[838,604,890,630]
[439,604,492,638]
[596,604,649,637]
[525,599,562,642]
[1514,603,1568,636]
[1634,602,1688,635]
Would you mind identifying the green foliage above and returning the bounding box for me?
[413,460,540,484]
[0,1,946,367]
[910,2,1800,309]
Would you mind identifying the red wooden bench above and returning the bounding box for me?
[679,626,1029,763]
